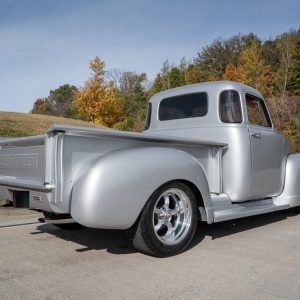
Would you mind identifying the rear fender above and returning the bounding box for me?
[71,147,213,229]
[275,153,300,207]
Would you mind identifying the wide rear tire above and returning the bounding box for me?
[130,181,197,257]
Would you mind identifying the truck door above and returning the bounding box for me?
[245,93,285,199]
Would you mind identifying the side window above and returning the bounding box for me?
[219,90,242,123]
[159,93,208,121]
[246,94,271,127]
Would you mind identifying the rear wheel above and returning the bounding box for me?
[130,181,198,257]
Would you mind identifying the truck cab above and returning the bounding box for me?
[145,81,290,202]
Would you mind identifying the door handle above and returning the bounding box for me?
[251,132,261,138]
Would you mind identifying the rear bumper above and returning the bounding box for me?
[0,176,54,192]
[0,177,55,213]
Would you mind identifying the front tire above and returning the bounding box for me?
[130,181,198,257]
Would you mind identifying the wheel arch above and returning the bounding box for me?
[70,147,213,229]
[131,179,207,228]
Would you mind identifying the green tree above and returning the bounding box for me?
[288,39,300,95]
[150,73,165,95]
[261,39,281,71]
[168,67,185,88]
[284,118,300,152]
[186,64,205,84]
[48,84,78,117]
[119,71,147,116]
[161,59,171,89]
[275,33,295,102]
[195,33,260,80]
[110,70,148,130]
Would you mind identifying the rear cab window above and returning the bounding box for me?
[245,94,271,127]
[159,93,208,121]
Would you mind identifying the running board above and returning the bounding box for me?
[214,201,290,222]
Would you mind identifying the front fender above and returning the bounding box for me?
[71,147,212,229]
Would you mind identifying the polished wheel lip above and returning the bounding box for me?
[152,188,192,245]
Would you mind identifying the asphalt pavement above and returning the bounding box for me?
[0,208,299,300]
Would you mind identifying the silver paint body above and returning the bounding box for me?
[0,81,299,228]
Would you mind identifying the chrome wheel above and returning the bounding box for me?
[153,188,192,245]
[130,181,197,257]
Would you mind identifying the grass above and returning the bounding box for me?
[0,111,103,138]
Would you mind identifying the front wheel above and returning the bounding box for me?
[130,181,198,257]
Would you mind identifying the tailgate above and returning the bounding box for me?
[0,135,50,191]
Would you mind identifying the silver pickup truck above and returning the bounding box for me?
[0,81,299,257]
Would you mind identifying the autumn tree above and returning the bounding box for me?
[241,42,273,95]
[223,42,273,96]
[223,64,246,82]
[185,64,203,84]
[30,84,85,119]
[32,98,52,115]
[116,28,298,149]
[74,57,123,127]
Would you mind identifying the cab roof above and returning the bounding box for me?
[147,81,266,131]
[149,81,263,106]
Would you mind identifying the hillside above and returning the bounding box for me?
[0,111,103,137]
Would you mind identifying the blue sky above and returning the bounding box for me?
[0,0,299,113]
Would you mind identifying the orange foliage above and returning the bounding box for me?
[74,57,123,127]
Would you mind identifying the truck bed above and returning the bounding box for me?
[0,124,227,214]
[47,124,227,147]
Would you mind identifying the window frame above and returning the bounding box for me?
[218,89,243,124]
[144,102,152,130]
[158,92,209,122]
[245,93,272,128]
